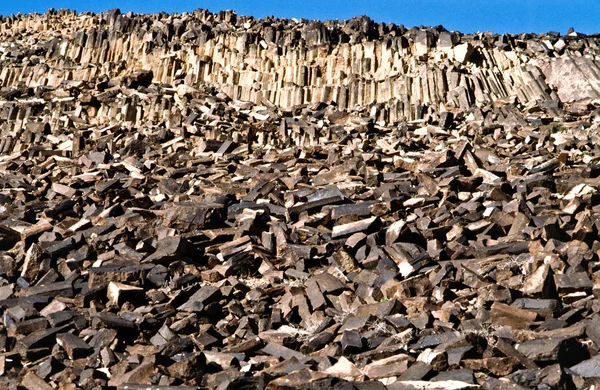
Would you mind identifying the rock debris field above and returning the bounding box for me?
[3,7,600,390]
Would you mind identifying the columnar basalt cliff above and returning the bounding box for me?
[0,8,599,122]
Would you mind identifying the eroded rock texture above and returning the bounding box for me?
[2,7,600,390]
[0,9,598,121]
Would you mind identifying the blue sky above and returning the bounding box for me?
[0,1,597,35]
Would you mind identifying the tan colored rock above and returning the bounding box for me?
[324,357,365,381]
[454,43,473,64]
[363,354,414,379]
[490,302,537,329]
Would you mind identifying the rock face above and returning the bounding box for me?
[3,7,600,390]
[535,56,600,102]
[0,9,598,123]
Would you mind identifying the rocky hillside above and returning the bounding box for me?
[3,8,600,390]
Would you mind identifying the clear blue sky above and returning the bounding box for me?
[0,1,597,35]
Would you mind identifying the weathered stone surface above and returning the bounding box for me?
[2,7,600,390]
[387,380,479,390]
[515,337,588,365]
[56,332,93,359]
[490,302,537,329]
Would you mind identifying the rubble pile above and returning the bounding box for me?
[2,7,600,390]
